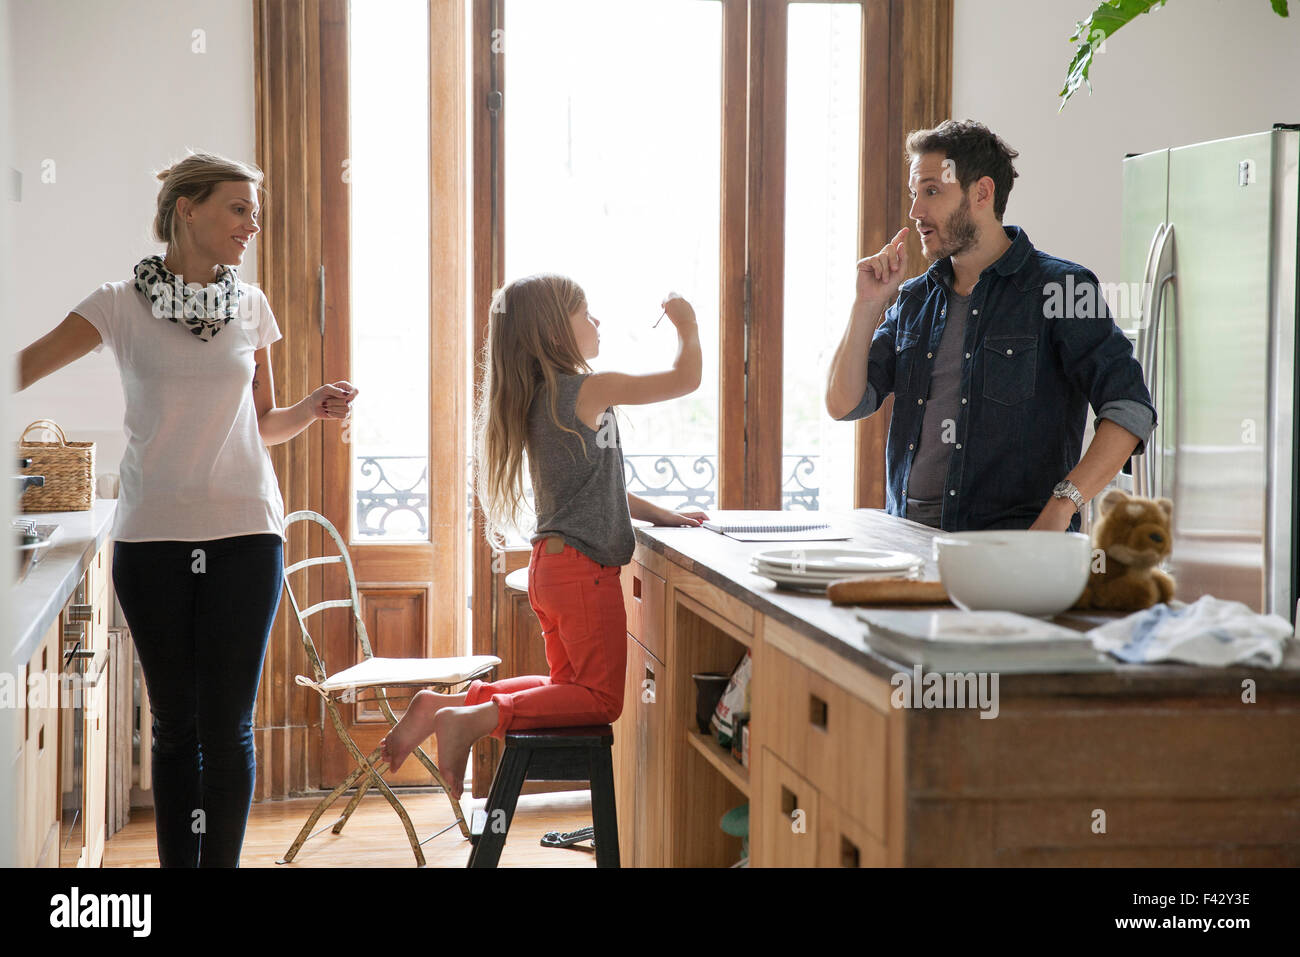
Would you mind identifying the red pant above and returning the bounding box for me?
[465,538,627,740]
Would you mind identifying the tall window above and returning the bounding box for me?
[348,0,432,540]
[502,0,723,529]
[782,2,862,512]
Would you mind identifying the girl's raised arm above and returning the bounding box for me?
[574,296,702,429]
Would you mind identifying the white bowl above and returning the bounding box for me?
[932,530,1092,617]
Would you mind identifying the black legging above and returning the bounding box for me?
[112,533,283,867]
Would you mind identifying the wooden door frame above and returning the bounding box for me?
[854,0,952,506]
[253,0,327,799]
[469,0,505,797]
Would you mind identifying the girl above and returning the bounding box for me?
[381,274,705,799]
[16,151,358,866]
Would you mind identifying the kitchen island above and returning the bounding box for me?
[611,509,1300,866]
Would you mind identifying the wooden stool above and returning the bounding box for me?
[467,724,620,868]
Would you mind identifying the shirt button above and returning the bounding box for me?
[908,443,914,450]
[1006,348,1014,355]
[926,352,933,359]
[949,489,956,496]
[965,352,971,359]
[961,398,967,405]
[972,309,979,315]
[918,398,924,405]
[955,443,962,450]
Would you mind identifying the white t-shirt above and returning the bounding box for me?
[72,278,287,543]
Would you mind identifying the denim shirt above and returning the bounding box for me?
[839,226,1156,532]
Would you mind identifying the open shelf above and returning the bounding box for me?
[687,729,750,796]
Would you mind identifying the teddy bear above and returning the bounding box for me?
[1073,488,1176,612]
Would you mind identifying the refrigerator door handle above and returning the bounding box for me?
[1133,222,1167,497]
[1146,224,1178,501]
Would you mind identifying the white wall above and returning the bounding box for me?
[5,0,257,478]
[1,0,18,871]
[2,0,255,866]
[952,0,1300,285]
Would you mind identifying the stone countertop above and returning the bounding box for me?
[10,499,116,666]
[634,508,1300,696]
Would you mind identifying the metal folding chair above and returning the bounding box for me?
[276,510,499,867]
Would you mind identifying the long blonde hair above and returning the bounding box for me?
[153,150,264,250]
[474,273,591,548]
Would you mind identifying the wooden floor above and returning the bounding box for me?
[102,789,599,867]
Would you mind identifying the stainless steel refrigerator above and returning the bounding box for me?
[1121,125,1298,621]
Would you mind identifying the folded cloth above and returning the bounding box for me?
[1088,596,1295,668]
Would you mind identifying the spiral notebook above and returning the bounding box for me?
[701,519,852,542]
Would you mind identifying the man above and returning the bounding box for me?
[825,119,1154,532]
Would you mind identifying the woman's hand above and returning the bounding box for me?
[309,381,358,420]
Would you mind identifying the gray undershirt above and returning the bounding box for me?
[905,289,970,526]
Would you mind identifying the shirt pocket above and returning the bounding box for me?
[982,335,1038,406]
[894,330,923,396]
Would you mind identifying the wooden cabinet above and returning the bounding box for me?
[15,618,62,868]
[614,562,669,867]
[75,646,110,868]
[758,638,890,844]
[622,561,665,660]
[14,539,114,868]
[818,794,887,868]
[613,631,667,867]
[755,749,818,867]
[620,543,899,868]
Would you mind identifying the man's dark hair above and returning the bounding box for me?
[906,120,1020,220]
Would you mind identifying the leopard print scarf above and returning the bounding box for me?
[133,255,241,342]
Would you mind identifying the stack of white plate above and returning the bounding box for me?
[750,547,922,591]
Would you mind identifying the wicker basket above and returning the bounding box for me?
[18,419,95,512]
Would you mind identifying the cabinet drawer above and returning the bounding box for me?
[764,644,889,840]
[756,748,819,867]
[621,562,666,662]
[818,797,887,867]
[24,620,64,868]
[93,543,109,603]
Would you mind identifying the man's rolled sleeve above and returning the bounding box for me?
[1096,399,1155,457]
[836,297,900,422]
[1050,268,1157,448]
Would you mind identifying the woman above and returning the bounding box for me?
[16,151,357,867]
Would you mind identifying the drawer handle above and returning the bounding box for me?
[780,785,800,817]
[839,836,860,868]
[67,603,93,624]
[632,575,642,601]
[809,694,828,731]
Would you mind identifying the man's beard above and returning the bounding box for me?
[923,194,979,261]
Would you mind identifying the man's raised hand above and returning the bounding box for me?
[855,228,910,305]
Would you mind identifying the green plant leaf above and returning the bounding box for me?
[1059,0,1169,111]
[1061,0,1290,110]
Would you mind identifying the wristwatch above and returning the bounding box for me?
[1052,479,1085,512]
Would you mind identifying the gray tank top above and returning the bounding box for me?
[526,372,636,567]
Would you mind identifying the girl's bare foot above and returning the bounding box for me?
[432,703,500,800]
[379,689,467,771]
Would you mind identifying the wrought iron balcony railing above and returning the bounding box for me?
[355,452,819,537]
